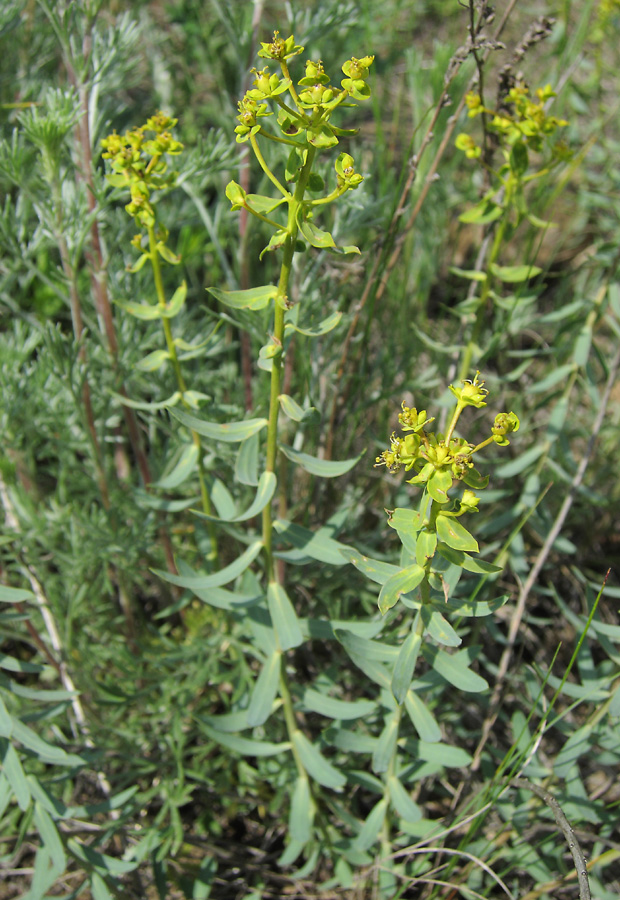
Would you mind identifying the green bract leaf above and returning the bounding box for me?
[388,508,422,536]
[435,516,479,552]
[427,468,452,503]
[378,564,425,615]
[292,731,346,790]
[170,407,268,442]
[267,581,303,650]
[489,263,542,282]
[207,284,278,310]
[278,444,363,477]
[298,219,336,249]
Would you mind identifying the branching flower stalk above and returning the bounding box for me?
[455,83,570,381]
[361,373,519,856]
[102,115,219,563]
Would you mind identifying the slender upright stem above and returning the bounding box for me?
[147,226,218,563]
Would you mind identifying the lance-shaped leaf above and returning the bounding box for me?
[437,543,502,575]
[298,219,336,249]
[161,280,187,318]
[284,310,342,336]
[0,585,34,604]
[152,444,199,490]
[387,776,422,822]
[274,519,350,566]
[404,690,441,743]
[135,349,170,372]
[422,645,488,693]
[235,433,259,486]
[170,407,268,442]
[335,631,393,689]
[116,300,162,320]
[278,394,317,423]
[267,582,303,650]
[378,564,425,615]
[343,550,401,585]
[278,444,363,477]
[489,262,542,282]
[299,689,376,721]
[372,709,400,773]
[153,540,262,590]
[391,615,423,705]
[355,797,388,851]
[201,723,290,757]
[193,472,276,523]
[292,730,346,790]
[207,284,277,310]
[435,515,479,553]
[136,491,200,512]
[247,651,281,727]
[437,594,509,618]
[422,607,461,647]
[290,774,314,844]
[111,390,181,410]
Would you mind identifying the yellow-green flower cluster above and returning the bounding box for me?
[101,112,183,228]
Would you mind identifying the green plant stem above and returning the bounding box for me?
[457,214,508,383]
[261,145,316,580]
[147,226,218,563]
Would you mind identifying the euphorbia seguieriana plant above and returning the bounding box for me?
[453,81,571,380]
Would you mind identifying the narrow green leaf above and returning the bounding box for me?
[391,617,422,705]
[235,433,259,486]
[194,472,276,523]
[207,284,277,310]
[335,632,392,689]
[404,690,441,742]
[300,689,376,721]
[200,724,290,757]
[278,394,316,423]
[11,719,84,765]
[0,654,46,673]
[90,872,114,900]
[372,709,400,773]
[117,300,161,319]
[284,310,342,336]
[298,219,336,249]
[1,740,30,809]
[67,838,139,875]
[278,444,363,477]
[437,543,502,575]
[136,491,200,512]
[458,199,503,225]
[489,263,542,282]
[378,564,425,614]
[529,363,575,393]
[387,776,422,822]
[289,775,314,843]
[343,550,401,585]
[0,585,33,604]
[135,349,171,372]
[152,444,199,490]
[246,651,281,727]
[422,608,461,647]
[274,519,350,566]
[153,540,262,590]
[162,280,187,318]
[449,266,487,281]
[0,696,13,737]
[435,516,479,552]
[422,645,488,692]
[292,730,346,790]
[439,595,509,617]
[355,797,388,851]
[402,738,472,767]
[267,582,303,650]
[34,801,66,873]
[171,407,268,442]
[111,390,181,410]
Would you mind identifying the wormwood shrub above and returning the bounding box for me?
[1,2,620,899]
